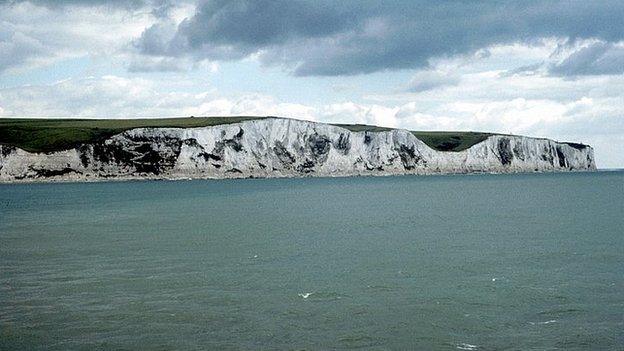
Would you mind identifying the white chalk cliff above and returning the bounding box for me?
[0,118,595,182]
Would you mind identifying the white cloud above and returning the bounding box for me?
[321,102,399,128]
[0,23,48,73]
[186,94,316,120]
[0,76,317,120]
[0,76,196,117]
[1,72,622,167]
[0,2,153,73]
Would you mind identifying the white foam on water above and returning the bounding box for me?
[530,319,558,325]
[539,320,557,325]
[457,343,478,350]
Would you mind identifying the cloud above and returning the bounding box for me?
[0,1,153,74]
[0,76,197,117]
[132,20,179,57]
[133,0,624,76]
[549,41,624,76]
[406,70,460,92]
[127,56,189,72]
[1,71,622,167]
[0,76,316,119]
[500,63,544,77]
[321,102,399,128]
[187,94,317,120]
[0,24,48,73]
[0,0,151,9]
[4,1,624,77]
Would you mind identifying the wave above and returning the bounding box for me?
[297,291,350,301]
[529,319,558,325]
[457,343,478,350]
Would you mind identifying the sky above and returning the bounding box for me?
[0,1,623,167]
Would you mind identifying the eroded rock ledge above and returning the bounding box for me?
[0,118,595,182]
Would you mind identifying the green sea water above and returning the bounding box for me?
[1,172,623,350]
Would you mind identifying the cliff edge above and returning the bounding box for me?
[0,118,595,182]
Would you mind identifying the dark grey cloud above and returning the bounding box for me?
[0,0,146,8]
[181,0,361,49]
[502,41,624,77]
[4,0,624,76]
[132,0,624,76]
[133,0,369,61]
[549,42,624,76]
[0,0,186,12]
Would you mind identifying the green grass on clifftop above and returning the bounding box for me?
[335,124,495,151]
[409,131,496,152]
[1,117,498,153]
[0,117,266,153]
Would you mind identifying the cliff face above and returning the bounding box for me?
[0,118,595,182]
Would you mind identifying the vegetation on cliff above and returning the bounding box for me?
[0,116,586,153]
[0,117,265,153]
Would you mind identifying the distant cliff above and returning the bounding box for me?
[0,118,595,182]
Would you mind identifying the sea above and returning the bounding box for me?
[1,171,622,350]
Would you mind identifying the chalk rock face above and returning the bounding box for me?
[0,118,596,182]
